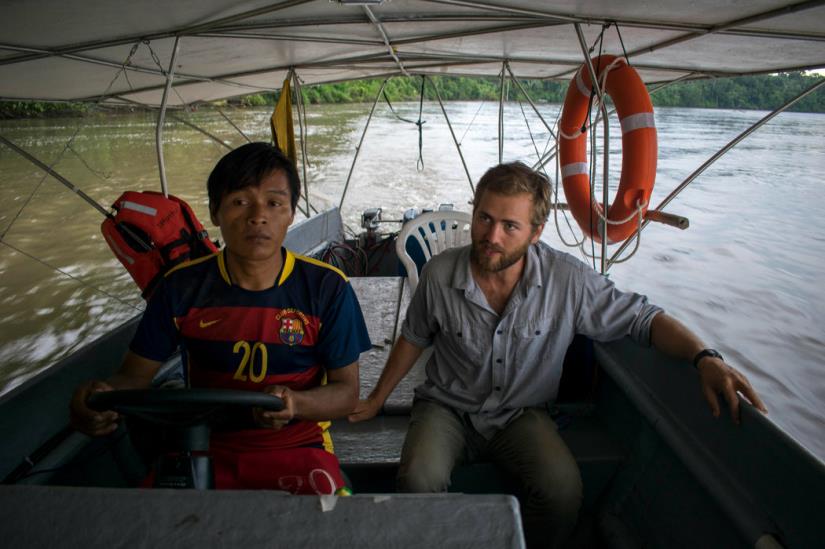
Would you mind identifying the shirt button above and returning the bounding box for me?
[496,358,502,364]
[496,330,503,335]
[495,386,502,391]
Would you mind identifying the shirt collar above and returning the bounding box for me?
[523,243,543,290]
[217,247,292,287]
[451,246,474,290]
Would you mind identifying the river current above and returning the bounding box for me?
[0,102,823,461]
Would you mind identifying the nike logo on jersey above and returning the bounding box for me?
[199,318,222,328]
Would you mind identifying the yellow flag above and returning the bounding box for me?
[270,77,296,164]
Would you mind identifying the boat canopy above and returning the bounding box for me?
[1,0,824,107]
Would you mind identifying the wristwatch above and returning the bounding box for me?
[693,348,723,369]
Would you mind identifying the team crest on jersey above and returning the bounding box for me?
[276,308,310,346]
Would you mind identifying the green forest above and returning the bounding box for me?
[2,71,824,118]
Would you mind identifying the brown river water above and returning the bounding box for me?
[0,102,823,461]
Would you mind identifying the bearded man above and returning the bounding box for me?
[349,162,765,548]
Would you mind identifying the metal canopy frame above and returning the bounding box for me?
[1,1,823,106]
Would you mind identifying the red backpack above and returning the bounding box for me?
[101,191,219,299]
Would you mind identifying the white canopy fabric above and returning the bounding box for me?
[1,0,823,106]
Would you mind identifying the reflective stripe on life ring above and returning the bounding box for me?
[559,55,657,243]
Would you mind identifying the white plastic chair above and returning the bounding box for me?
[396,210,472,293]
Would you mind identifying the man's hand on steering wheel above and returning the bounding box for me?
[70,380,120,436]
[253,385,296,430]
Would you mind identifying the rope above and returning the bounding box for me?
[0,238,143,312]
[68,144,112,180]
[416,76,426,172]
[458,100,486,145]
[382,91,418,124]
[552,131,586,249]
[587,33,607,268]
[217,109,252,143]
[590,198,649,226]
[519,100,542,165]
[0,127,82,240]
[144,39,187,107]
[539,104,563,160]
[578,202,644,263]
[0,39,155,303]
[381,76,427,171]
[615,23,631,68]
[583,25,609,134]
[607,206,644,264]
[557,57,624,141]
[518,98,583,242]
[293,71,313,218]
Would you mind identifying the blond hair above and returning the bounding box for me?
[473,162,551,227]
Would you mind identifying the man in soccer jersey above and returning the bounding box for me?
[71,143,371,493]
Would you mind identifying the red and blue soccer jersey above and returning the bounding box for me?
[129,248,371,455]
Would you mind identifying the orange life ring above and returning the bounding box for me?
[559,55,657,243]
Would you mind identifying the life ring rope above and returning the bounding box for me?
[555,135,650,226]
[578,203,645,265]
[558,56,626,141]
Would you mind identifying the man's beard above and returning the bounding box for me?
[470,239,531,272]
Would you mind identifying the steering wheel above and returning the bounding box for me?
[87,388,285,490]
[87,388,284,426]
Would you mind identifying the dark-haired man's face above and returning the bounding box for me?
[210,170,294,265]
[470,190,543,273]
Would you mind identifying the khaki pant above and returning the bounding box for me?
[397,399,582,549]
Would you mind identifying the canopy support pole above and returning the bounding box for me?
[339,77,389,211]
[498,60,506,164]
[427,77,475,194]
[504,62,557,141]
[293,71,311,218]
[607,75,825,271]
[574,23,611,273]
[156,36,180,198]
[364,5,410,77]
[598,103,610,273]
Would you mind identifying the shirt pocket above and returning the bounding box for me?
[515,316,561,340]
[444,320,487,366]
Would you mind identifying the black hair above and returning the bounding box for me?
[207,142,301,216]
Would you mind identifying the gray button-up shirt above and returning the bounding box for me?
[401,241,662,438]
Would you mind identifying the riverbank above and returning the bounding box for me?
[2,72,823,119]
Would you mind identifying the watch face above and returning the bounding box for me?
[694,349,722,368]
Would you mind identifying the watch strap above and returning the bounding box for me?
[693,348,723,369]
